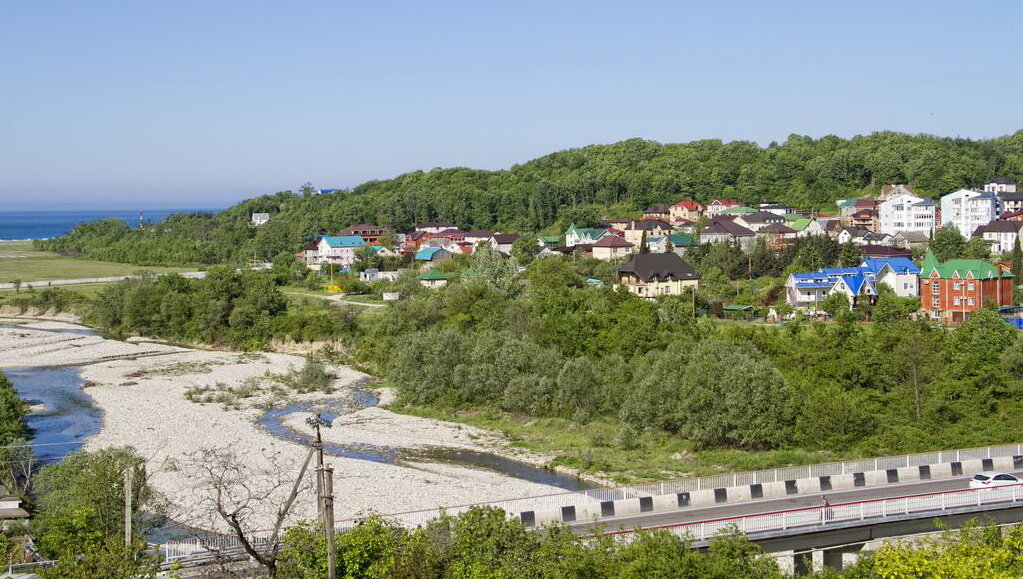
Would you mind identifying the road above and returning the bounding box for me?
[0,271,205,290]
[570,472,1023,533]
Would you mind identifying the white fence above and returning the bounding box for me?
[616,484,1023,543]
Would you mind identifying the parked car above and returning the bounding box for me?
[969,471,1020,489]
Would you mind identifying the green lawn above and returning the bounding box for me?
[0,245,196,283]
[391,403,835,484]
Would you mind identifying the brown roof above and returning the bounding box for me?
[862,245,912,257]
[627,219,672,230]
[644,204,669,213]
[740,210,784,224]
[974,221,1023,235]
[491,234,519,244]
[758,224,796,234]
[592,236,634,248]
[703,220,755,237]
[852,209,877,218]
[619,253,699,282]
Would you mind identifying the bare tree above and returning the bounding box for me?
[183,446,315,578]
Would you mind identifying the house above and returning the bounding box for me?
[419,269,449,289]
[415,222,457,234]
[836,198,859,219]
[645,236,671,253]
[838,227,869,245]
[940,189,999,237]
[1000,211,1023,222]
[591,235,635,260]
[719,206,756,216]
[339,224,392,245]
[973,220,1023,254]
[403,230,432,253]
[465,230,495,245]
[797,219,826,237]
[669,199,704,222]
[538,235,562,248]
[316,236,366,266]
[360,269,403,283]
[759,202,797,216]
[616,253,699,298]
[565,224,609,247]
[372,245,397,257]
[851,209,879,232]
[785,267,878,311]
[757,223,797,250]
[734,210,786,232]
[489,233,519,254]
[705,198,742,217]
[432,228,467,242]
[999,192,1023,215]
[878,193,937,237]
[821,219,846,238]
[984,177,1018,194]
[862,231,896,247]
[880,184,916,201]
[672,219,696,232]
[620,219,672,247]
[250,212,270,226]
[919,250,1014,322]
[700,219,756,250]
[642,204,671,220]
[666,233,697,254]
[892,230,930,250]
[861,257,920,297]
[415,246,453,263]
[299,239,320,266]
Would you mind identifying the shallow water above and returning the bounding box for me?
[258,396,597,491]
[3,366,103,462]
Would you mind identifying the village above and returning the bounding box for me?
[271,177,1022,324]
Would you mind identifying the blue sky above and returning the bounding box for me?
[2,1,1022,210]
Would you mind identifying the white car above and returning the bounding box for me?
[969,471,1020,489]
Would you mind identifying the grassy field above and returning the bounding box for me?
[0,243,196,283]
[391,403,834,484]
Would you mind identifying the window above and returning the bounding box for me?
[953,282,962,290]
[953,297,961,305]
[994,474,1019,482]
[968,298,975,306]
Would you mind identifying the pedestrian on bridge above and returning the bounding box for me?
[820,496,832,523]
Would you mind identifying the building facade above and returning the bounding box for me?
[919,250,1014,322]
[878,193,937,237]
[939,189,999,237]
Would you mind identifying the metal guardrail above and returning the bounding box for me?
[159,442,1023,562]
[608,483,1023,542]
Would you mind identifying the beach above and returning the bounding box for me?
[0,320,569,532]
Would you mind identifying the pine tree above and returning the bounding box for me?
[1012,237,1023,304]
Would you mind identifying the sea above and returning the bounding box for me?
[0,209,220,240]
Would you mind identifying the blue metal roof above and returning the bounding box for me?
[795,282,832,289]
[862,257,920,274]
[321,235,366,248]
[415,246,443,260]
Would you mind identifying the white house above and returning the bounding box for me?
[837,227,869,245]
[565,224,609,247]
[939,189,999,237]
[861,257,920,298]
[489,234,519,254]
[316,236,367,267]
[984,177,1018,194]
[973,220,1023,254]
[250,212,270,226]
[878,193,936,237]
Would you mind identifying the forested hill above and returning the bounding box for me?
[44,131,1023,265]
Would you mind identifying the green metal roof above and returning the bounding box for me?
[667,233,696,246]
[920,250,1012,279]
[723,304,755,311]
[419,269,449,280]
[787,218,811,231]
[720,206,755,214]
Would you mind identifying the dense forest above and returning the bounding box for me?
[41,131,1023,265]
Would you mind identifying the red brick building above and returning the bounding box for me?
[919,250,1014,322]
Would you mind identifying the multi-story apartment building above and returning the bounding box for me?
[878,193,937,237]
[939,189,1000,237]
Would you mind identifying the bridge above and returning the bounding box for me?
[157,443,1023,571]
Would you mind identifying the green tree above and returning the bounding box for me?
[1013,237,1023,303]
[930,224,967,261]
[39,537,157,579]
[33,447,161,558]
[821,292,850,316]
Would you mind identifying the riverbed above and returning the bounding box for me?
[0,320,587,531]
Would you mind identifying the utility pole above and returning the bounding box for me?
[124,468,133,547]
[321,466,337,579]
[313,415,325,523]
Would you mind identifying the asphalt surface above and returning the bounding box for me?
[571,471,1023,533]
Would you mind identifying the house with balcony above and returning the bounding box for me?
[973,220,1023,255]
[878,193,937,237]
[861,257,920,297]
[620,219,672,247]
[705,198,743,217]
[940,189,999,237]
[919,250,1014,322]
[669,199,704,222]
[316,236,366,267]
[339,224,392,245]
[784,267,878,311]
[616,253,699,298]
[591,235,635,260]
